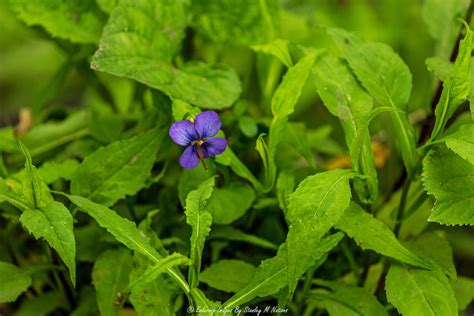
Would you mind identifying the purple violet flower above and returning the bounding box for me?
[169,111,227,169]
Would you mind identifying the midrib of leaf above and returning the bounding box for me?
[223,265,286,308]
[0,193,31,211]
[87,130,159,202]
[406,272,436,314]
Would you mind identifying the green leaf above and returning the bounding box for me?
[450,276,474,311]
[129,253,180,316]
[309,282,387,316]
[285,123,317,168]
[439,123,474,165]
[0,261,32,303]
[329,28,418,177]
[209,226,278,250]
[191,0,277,45]
[16,291,64,316]
[336,202,430,269]
[92,0,241,109]
[20,201,76,285]
[238,116,258,138]
[185,177,215,288]
[422,0,470,59]
[9,0,105,44]
[19,141,51,209]
[200,260,256,293]
[71,128,165,207]
[0,178,30,211]
[313,54,377,203]
[276,170,295,213]
[431,24,472,140]
[426,57,453,81]
[172,98,201,121]
[96,0,117,14]
[422,145,474,225]
[215,147,263,192]
[405,233,456,278]
[128,253,190,290]
[251,39,293,67]
[64,194,190,293]
[258,52,320,190]
[38,159,79,184]
[386,264,458,316]
[92,248,132,316]
[207,184,256,225]
[286,170,353,296]
[224,233,343,308]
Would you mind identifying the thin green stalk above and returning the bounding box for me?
[340,239,360,282]
[394,180,411,237]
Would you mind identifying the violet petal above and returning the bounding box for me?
[179,145,200,169]
[195,111,221,138]
[169,120,198,146]
[202,138,227,157]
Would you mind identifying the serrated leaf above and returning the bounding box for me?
[286,170,353,297]
[129,253,190,290]
[20,202,76,285]
[405,232,456,278]
[185,177,215,288]
[329,28,418,177]
[9,0,105,44]
[92,248,132,316]
[200,260,256,293]
[64,194,190,293]
[309,282,387,316]
[386,264,458,316]
[207,184,256,225]
[335,202,430,269]
[422,0,470,59]
[0,262,32,303]
[431,24,472,140]
[92,0,241,109]
[252,39,293,67]
[440,123,474,165]
[422,145,474,225]
[313,54,377,203]
[71,128,164,207]
[191,0,277,45]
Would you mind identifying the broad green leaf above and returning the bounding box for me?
[329,28,418,177]
[285,122,316,168]
[309,282,387,316]
[209,226,278,250]
[386,264,458,316]
[71,128,164,207]
[71,286,98,316]
[238,116,258,138]
[215,147,263,192]
[252,39,293,67]
[128,253,190,290]
[276,170,295,213]
[335,202,430,269]
[422,145,474,225]
[440,123,474,165]
[207,184,255,225]
[92,0,241,109]
[224,233,343,308]
[450,276,474,311]
[185,177,215,288]
[431,24,472,140]
[405,232,456,278]
[0,262,32,303]
[471,59,474,116]
[200,260,256,293]
[92,248,132,316]
[16,291,64,316]
[426,57,453,81]
[286,170,353,296]
[129,253,181,316]
[191,0,277,45]
[20,201,76,285]
[313,54,377,203]
[422,0,470,59]
[9,0,105,44]
[37,159,79,184]
[172,99,201,121]
[65,194,190,293]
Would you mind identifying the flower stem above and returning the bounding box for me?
[394,180,411,237]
